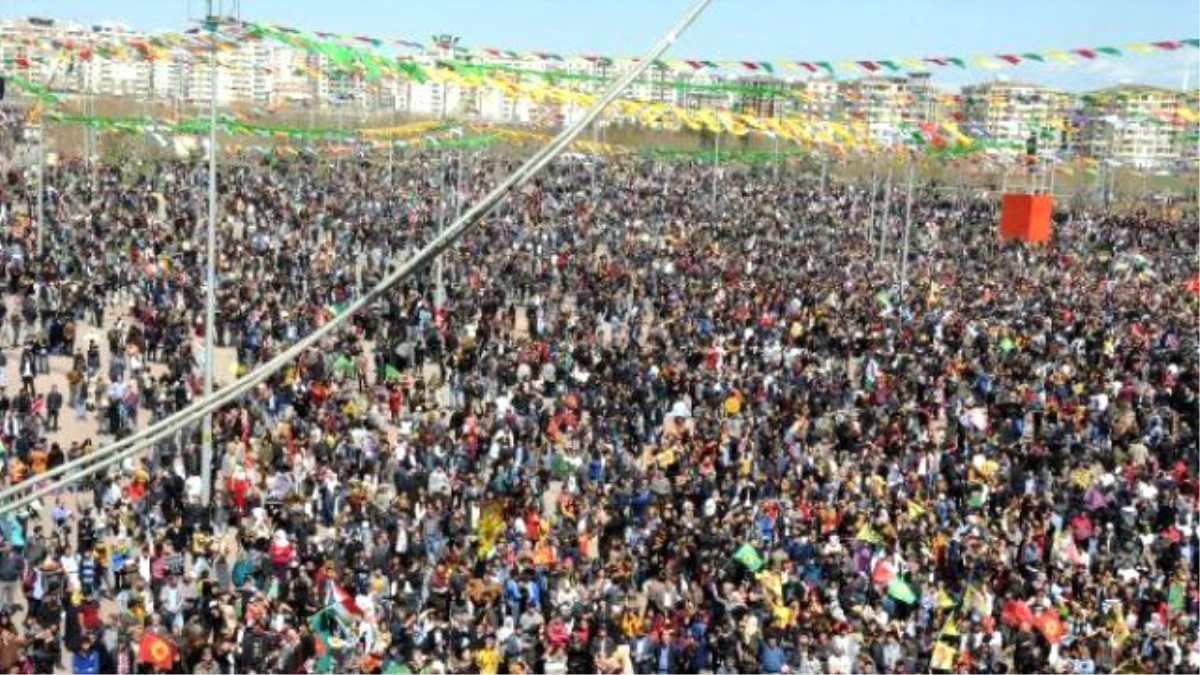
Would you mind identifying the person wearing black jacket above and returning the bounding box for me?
[0,547,23,610]
[238,621,277,673]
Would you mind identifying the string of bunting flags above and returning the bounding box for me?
[31,108,1158,175]
[226,21,1197,77]
[440,38,1200,77]
[38,105,1056,164]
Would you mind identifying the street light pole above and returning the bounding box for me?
[773,134,780,179]
[867,159,878,245]
[201,1,220,506]
[877,160,894,262]
[899,156,915,297]
[712,130,720,221]
[35,110,43,258]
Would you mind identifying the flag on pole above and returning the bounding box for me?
[733,543,764,572]
[137,633,178,671]
[309,607,344,674]
[327,581,363,621]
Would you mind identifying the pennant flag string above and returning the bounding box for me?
[232,22,1196,78]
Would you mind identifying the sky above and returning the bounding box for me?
[4,0,1198,92]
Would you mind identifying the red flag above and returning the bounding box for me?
[1074,49,1097,59]
[997,54,1022,65]
[138,634,178,671]
[1001,600,1035,628]
[858,61,880,72]
[329,581,363,620]
[871,560,895,585]
[1034,612,1066,644]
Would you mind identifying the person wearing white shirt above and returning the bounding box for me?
[59,548,81,589]
[159,576,185,633]
[826,644,851,675]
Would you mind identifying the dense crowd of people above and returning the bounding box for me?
[0,146,1194,674]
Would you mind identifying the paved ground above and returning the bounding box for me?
[2,293,533,669]
[0,294,237,669]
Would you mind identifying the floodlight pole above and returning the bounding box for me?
[867,159,878,245]
[899,156,915,297]
[877,160,894,262]
[712,130,719,221]
[35,111,43,258]
[201,1,220,506]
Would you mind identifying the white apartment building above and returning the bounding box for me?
[477,86,536,124]
[961,80,1072,150]
[185,39,286,105]
[1178,119,1198,167]
[838,76,912,146]
[792,78,839,121]
[1078,84,1185,168]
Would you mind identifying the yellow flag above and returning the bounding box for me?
[972,55,1003,70]
[931,642,957,671]
[939,613,960,637]
[855,524,883,545]
[937,589,955,610]
[1110,613,1131,646]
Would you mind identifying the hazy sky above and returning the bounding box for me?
[4,0,1198,92]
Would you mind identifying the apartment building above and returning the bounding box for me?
[1077,84,1186,168]
[838,76,907,145]
[960,80,1073,152]
[1177,116,1199,167]
[790,78,839,121]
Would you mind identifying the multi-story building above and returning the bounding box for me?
[0,17,63,88]
[789,78,839,122]
[837,76,921,146]
[1077,84,1186,168]
[960,80,1073,153]
[1179,129,1199,168]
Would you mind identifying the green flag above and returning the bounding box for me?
[888,578,917,604]
[1168,582,1185,611]
[334,354,355,376]
[385,365,402,382]
[309,610,337,674]
[733,543,764,572]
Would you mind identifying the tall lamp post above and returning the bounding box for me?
[432,34,459,308]
[201,0,223,506]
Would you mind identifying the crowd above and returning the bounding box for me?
[0,145,1193,675]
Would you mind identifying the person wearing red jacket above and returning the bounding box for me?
[269,531,294,579]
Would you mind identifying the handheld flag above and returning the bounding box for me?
[327,581,364,620]
[733,543,764,572]
[137,634,178,671]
